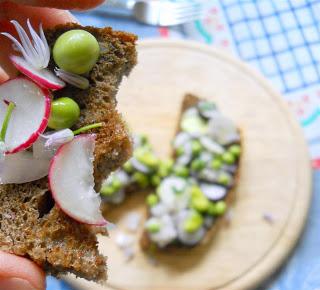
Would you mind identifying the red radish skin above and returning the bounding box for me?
[2,77,52,154]
[49,134,107,226]
[10,55,65,90]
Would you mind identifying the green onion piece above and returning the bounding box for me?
[0,101,15,142]
[73,122,103,135]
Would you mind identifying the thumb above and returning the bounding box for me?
[0,251,45,290]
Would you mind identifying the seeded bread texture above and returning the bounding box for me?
[0,24,137,282]
[140,94,242,251]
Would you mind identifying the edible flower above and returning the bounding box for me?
[2,20,49,70]
[54,68,89,89]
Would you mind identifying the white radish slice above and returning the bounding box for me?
[10,55,65,90]
[150,202,170,217]
[146,215,177,248]
[221,164,238,173]
[178,226,206,246]
[0,150,49,184]
[200,136,225,154]
[200,183,227,201]
[198,100,217,119]
[131,157,151,173]
[158,176,190,212]
[175,209,206,246]
[198,168,219,183]
[208,112,240,145]
[175,142,193,166]
[49,134,106,225]
[0,77,51,154]
[198,151,212,163]
[173,132,192,148]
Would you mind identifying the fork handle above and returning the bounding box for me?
[101,0,136,11]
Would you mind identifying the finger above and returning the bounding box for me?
[0,251,45,290]
[0,2,78,82]
[0,0,104,10]
[0,2,78,27]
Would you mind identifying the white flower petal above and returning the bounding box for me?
[11,20,38,66]
[55,68,89,89]
[3,20,50,70]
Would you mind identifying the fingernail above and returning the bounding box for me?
[0,277,37,290]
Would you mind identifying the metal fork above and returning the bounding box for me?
[95,0,205,26]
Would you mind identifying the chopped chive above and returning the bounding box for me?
[73,122,103,135]
[0,101,15,142]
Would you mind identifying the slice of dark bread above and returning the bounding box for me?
[140,94,242,251]
[0,24,137,282]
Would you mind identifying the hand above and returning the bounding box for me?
[0,2,103,289]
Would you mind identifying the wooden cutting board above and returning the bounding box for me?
[66,39,312,290]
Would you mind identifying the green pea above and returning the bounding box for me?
[123,161,133,173]
[218,172,230,186]
[146,193,159,207]
[158,159,174,178]
[100,185,115,197]
[48,97,80,130]
[214,201,227,215]
[140,134,148,145]
[190,186,203,198]
[132,172,149,188]
[208,201,227,216]
[191,196,210,212]
[146,221,161,233]
[207,202,216,216]
[183,211,203,233]
[222,152,236,165]
[190,186,209,212]
[229,144,241,157]
[211,158,222,170]
[173,165,189,178]
[111,178,122,191]
[53,30,100,74]
[150,175,161,187]
[191,159,206,171]
[176,146,185,157]
[191,140,202,156]
[134,148,158,169]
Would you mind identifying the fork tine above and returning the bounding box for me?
[170,2,204,10]
[172,11,205,21]
[169,3,204,14]
[163,16,202,26]
[162,11,204,26]
[168,9,205,21]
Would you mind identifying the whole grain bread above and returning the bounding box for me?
[140,94,242,251]
[0,24,137,282]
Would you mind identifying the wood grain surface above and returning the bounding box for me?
[65,39,312,290]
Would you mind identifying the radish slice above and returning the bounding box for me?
[176,209,206,246]
[49,134,106,225]
[0,150,49,184]
[200,183,227,201]
[208,112,240,145]
[158,176,190,212]
[10,55,65,90]
[0,77,51,154]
